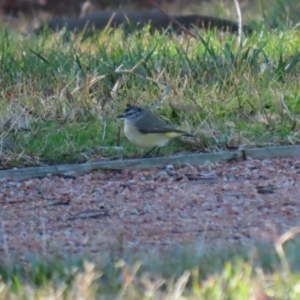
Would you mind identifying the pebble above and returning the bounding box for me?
[130,208,139,215]
[156,171,168,178]
[166,164,174,170]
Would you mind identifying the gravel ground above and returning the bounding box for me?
[1,156,300,261]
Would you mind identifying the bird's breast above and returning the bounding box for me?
[124,121,170,148]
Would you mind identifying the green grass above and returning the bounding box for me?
[1,24,300,166]
[1,239,300,299]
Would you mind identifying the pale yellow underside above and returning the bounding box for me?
[124,122,183,149]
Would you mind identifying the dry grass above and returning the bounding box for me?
[0,233,300,299]
[1,25,300,166]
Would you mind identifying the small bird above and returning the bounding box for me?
[117,105,193,157]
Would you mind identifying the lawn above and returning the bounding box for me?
[1,238,300,299]
[1,2,300,165]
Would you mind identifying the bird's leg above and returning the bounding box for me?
[142,146,157,158]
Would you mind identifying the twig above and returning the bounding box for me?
[233,0,242,47]
[275,227,300,275]
[1,222,10,261]
[147,0,198,39]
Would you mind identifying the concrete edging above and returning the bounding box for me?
[0,145,299,181]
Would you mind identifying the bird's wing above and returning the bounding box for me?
[135,112,185,134]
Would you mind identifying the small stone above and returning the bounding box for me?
[7,182,22,188]
[92,195,102,202]
[96,188,104,194]
[143,204,153,213]
[130,208,139,215]
[157,171,168,178]
[166,164,174,170]
[201,203,210,209]
[203,160,212,167]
